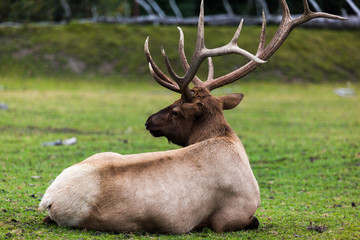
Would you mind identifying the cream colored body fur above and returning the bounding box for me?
[39,136,260,233]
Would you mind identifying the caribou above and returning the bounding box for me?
[39,0,345,234]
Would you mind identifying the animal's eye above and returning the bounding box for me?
[172,111,178,116]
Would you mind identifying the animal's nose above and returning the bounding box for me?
[145,115,154,130]
[145,120,150,130]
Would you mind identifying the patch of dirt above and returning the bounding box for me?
[307,222,327,233]
[48,127,83,134]
[26,125,83,134]
[66,57,86,74]
[12,45,42,59]
[309,156,320,162]
[0,125,117,136]
[12,48,33,59]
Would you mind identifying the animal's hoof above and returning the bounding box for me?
[43,216,56,225]
[243,216,259,230]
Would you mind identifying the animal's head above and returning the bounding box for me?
[145,87,243,146]
[144,0,345,146]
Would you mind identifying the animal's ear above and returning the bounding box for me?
[219,93,244,110]
[181,102,202,119]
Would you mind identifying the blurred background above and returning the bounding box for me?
[0,0,359,83]
[0,0,359,24]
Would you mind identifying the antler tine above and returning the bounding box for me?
[161,45,194,99]
[161,46,182,84]
[204,0,347,91]
[204,19,265,62]
[144,37,180,92]
[207,57,214,81]
[256,10,266,56]
[302,0,311,15]
[195,0,205,51]
[230,18,244,45]
[177,27,203,87]
[148,63,181,93]
[293,0,347,27]
[279,0,291,21]
[290,0,347,28]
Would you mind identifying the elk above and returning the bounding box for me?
[39,0,345,234]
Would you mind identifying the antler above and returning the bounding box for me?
[203,0,347,91]
[145,0,346,98]
[145,0,265,101]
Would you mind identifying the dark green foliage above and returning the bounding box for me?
[0,0,96,23]
[0,24,359,82]
[0,0,63,22]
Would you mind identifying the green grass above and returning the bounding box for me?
[0,76,359,239]
[0,23,359,82]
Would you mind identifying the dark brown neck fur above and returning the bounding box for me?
[186,88,234,145]
[186,118,236,146]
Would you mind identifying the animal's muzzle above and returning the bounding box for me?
[145,117,162,137]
